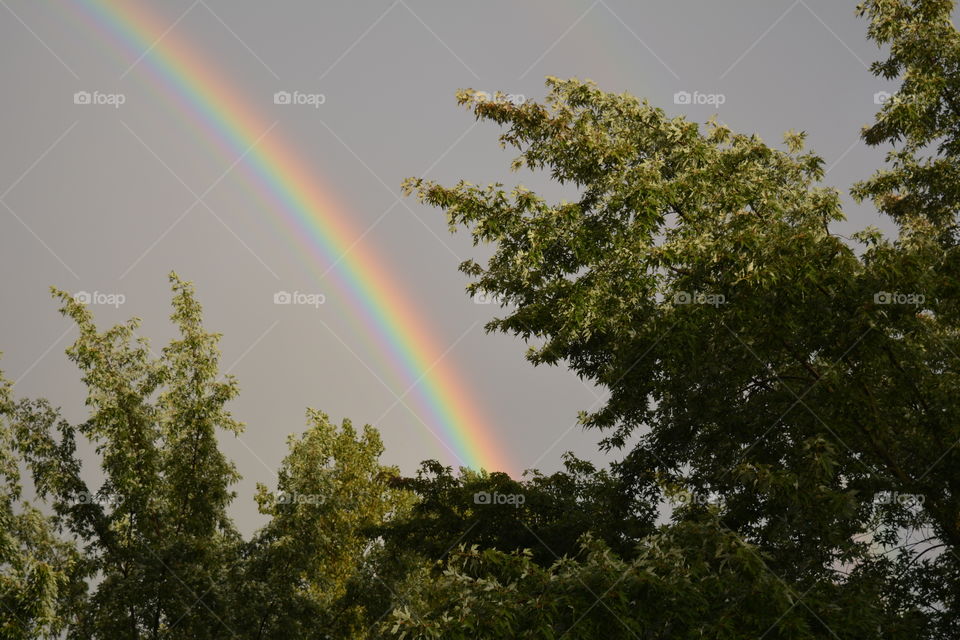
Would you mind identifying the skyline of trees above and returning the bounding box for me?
[3,0,960,637]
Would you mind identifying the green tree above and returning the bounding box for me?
[1,274,407,638]
[5,1,960,636]
[381,453,654,567]
[8,275,244,638]
[230,410,406,639]
[387,515,889,640]
[400,1,960,635]
[0,370,83,639]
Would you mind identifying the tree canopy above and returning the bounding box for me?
[3,1,960,637]
[398,0,960,635]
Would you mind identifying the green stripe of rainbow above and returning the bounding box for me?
[76,0,510,473]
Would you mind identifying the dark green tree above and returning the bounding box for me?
[0,275,406,638]
[6,276,247,637]
[0,371,83,639]
[399,1,960,635]
[229,410,406,639]
[380,453,655,567]
[387,517,888,640]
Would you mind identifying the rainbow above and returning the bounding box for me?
[72,0,511,473]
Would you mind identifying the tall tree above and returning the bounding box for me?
[400,1,960,635]
[230,410,406,639]
[0,369,82,639]
[10,274,244,638]
[2,274,409,638]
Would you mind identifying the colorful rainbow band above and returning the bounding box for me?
[74,0,511,473]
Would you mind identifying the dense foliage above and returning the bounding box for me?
[397,1,960,636]
[1,276,406,639]
[2,1,959,637]
[379,454,655,566]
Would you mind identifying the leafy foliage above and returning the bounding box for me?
[0,276,405,638]
[380,453,655,567]
[388,517,891,640]
[0,372,82,639]
[231,410,405,639]
[3,2,960,637]
[397,2,960,636]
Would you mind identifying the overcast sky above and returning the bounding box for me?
[1,0,914,532]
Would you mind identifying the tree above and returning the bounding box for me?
[0,370,83,639]
[6,275,246,637]
[380,453,655,567]
[229,410,406,639]
[387,516,889,640]
[5,1,960,636]
[1,274,406,638]
[400,1,960,635]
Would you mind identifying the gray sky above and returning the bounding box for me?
[1,0,907,532]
